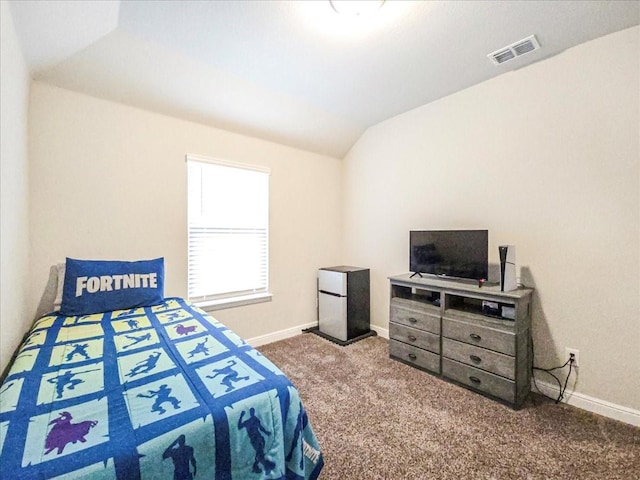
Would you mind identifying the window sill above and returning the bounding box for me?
[194,292,272,312]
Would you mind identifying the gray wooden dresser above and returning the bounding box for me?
[388,274,533,408]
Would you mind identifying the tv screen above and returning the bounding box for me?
[410,230,488,280]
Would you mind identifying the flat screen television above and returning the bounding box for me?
[410,230,488,280]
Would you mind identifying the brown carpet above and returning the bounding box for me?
[258,334,640,480]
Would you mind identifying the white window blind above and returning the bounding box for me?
[187,157,269,303]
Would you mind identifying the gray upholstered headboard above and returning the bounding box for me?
[33,264,63,320]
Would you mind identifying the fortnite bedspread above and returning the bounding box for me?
[0,298,323,479]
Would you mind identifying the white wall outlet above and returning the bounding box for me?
[566,348,580,368]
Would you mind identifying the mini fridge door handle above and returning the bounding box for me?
[319,290,343,297]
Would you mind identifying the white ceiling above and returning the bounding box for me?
[10,0,640,158]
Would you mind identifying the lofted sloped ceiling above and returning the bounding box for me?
[9,0,640,158]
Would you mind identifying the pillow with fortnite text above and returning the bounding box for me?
[60,257,165,316]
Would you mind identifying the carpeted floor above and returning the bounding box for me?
[258,334,640,480]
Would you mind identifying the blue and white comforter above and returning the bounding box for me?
[0,298,323,479]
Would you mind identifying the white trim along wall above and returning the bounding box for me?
[248,325,640,426]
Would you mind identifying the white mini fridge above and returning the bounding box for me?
[318,266,370,343]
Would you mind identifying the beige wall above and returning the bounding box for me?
[0,2,31,372]
[28,82,342,340]
[342,27,640,410]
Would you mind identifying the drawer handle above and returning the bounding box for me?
[408,335,417,342]
[469,333,482,342]
[408,317,417,323]
[469,355,482,364]
[469,376,481,384]
[408,353,417,360]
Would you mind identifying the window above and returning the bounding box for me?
[187,155,270,307]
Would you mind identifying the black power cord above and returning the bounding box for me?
[531,340,576,404]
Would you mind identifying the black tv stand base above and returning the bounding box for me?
[409,272,423,278]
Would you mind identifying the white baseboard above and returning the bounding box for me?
[532,379,640,427]
[247,322,639,426]
[246,321,318,348]
[371,324,389,339]
[249,322,389,347]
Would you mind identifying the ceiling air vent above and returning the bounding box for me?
[488,35,540,65]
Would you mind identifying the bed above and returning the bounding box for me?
[0,258,323,480]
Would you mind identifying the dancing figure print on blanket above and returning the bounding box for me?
[0,297,323,479]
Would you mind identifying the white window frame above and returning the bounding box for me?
[186,154,272,310]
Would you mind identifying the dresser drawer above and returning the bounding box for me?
[391,296,440,315]
[442,317,514,355]
[390,304,440,334]
[442,338,515,380]
[389,340,440,374]
[390,323,440,354]
[442,358,515,404]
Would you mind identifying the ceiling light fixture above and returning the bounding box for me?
[329,0,385,17]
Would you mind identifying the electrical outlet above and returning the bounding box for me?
[565,348,580,368]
